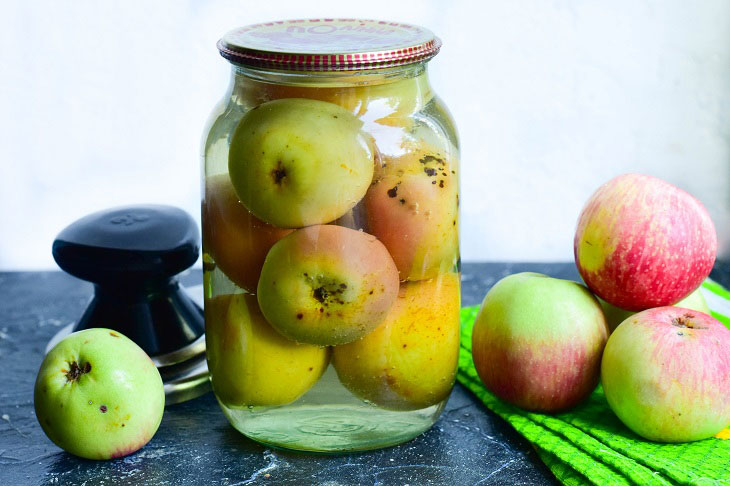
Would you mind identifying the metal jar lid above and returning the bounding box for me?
[217,18,441,72]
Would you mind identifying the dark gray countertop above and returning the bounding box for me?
[1,262,609,485]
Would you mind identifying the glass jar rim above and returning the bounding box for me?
[217,18,442,72]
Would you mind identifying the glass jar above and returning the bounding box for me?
[202,19,460,452]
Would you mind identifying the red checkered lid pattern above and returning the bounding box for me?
[217,19,441,71]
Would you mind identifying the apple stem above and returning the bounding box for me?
[671,314,708,330]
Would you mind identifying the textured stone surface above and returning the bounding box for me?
[0,263,592,485]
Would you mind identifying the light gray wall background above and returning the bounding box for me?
[2,0,729,270]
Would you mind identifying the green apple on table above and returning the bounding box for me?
[34,328,165,460]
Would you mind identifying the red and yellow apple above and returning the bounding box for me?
[472,273,609,412]
[602,306,730,442]
[202,174,292,292]
[332,273,460,410]
[257,225,400,346]
[575,173,717,311]
[364,146,459,281]
[205,293,330,408]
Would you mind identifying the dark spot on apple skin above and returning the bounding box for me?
[439,180,445,188]
[100,405,107,413]
[402,344,407,348]
[313,287,328,304]
[339,283,347,289]
[272,162,287,185]
[399,198,406,205]
[424,167,437,177]
[419,155,445,166]
[308,367,313,371]
[387,185,399,198]
[369,290,374,295]
[109,332,119,338]
[296,313,303,320]
[122,423,125,427]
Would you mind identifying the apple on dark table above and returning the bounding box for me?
[34,328,165,460]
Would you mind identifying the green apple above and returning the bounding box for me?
[602,306,730,442]
[471,273,609,412]
[228,98,375,228]
[599,287,711,332]
[34,328,165,460]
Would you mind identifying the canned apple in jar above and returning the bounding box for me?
[202,19,460,452]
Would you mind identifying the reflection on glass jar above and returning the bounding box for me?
[202,19,460,452]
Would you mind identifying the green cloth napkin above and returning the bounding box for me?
[457,280,730,486]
